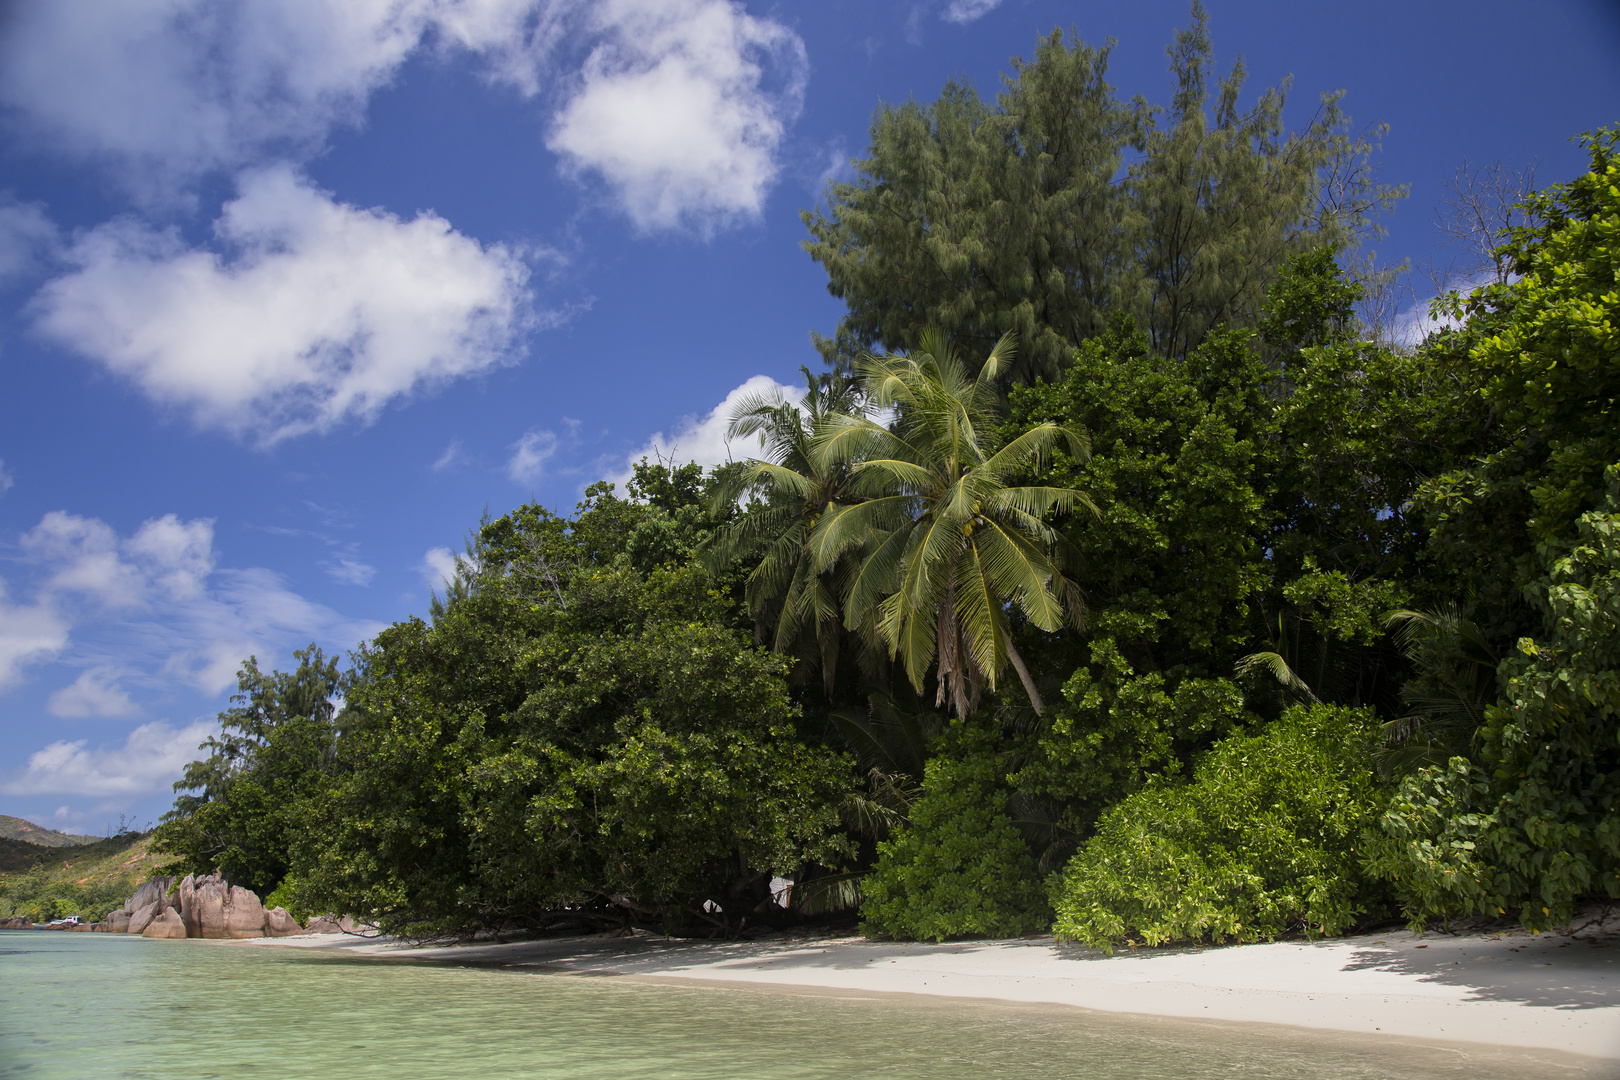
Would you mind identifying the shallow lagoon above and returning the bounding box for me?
[0,933,1594,1079]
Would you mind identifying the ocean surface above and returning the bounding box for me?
[0,933,1583,1079]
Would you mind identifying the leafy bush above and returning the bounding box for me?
[1050,704,1387,950]
[860,726,1050,941]
[1367,472,1620,930]
[1363,134,1620,932]
[263,875,313,923]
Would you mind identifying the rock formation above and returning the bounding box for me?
[106,872,320,939]
[264,906,303,936]
[303,915,342,934]
[142,908,187,939]
[179,871,267,938]
[177,874,198,935]
[108,876,178,933]
[127,898,167,935]
[124,877,176,914]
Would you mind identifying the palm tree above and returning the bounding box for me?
[1377,605,1500,775]
[704,367,868,694]
[810,330,1093,718]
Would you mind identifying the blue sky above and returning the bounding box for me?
[1,0,1616,834]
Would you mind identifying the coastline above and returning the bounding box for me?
[245,920,1620,1064]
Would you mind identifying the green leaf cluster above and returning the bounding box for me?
[1368,469,1620,930]
[860,725,1050,941]
[1006,254,1469,854]
[1051,705,1388,950]
[1364,129,1620,931]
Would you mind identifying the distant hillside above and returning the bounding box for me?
[0,815,99,847]
[0,832,178,921]
[0,832,149,874]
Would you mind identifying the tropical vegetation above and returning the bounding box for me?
[152,10,1619,948]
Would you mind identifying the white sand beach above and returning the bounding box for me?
[249,918,1620,1064]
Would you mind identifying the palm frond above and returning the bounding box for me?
[842,523,911,629]
[955,540,1010,689]
[829,708,906,775]
[1235,650,1322,703]
[790,872,865,916]
[973,518,1065,631]
[852,458,937,493]
[977,423,1091,482]
[809,496,913,573]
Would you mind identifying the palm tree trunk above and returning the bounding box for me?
[1003,638,1045,716]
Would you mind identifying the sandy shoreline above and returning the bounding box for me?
[242,918,1620,1064]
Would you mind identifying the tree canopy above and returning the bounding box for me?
[803,4,1399,380]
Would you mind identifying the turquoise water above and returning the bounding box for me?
[0,933,1585,1078]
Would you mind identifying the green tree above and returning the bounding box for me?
[296,471,858,937]
[803,5,1398,379]
[155,646,343,897]
[1366,130,1620,930]
[812,331,1091,718]
[1369,469,1620,931]
[1005,251,1475,864]
[1417,128,1620,641]
[705,367,868,694]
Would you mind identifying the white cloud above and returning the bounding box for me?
[940,0,1001,24]
[124,514,216,600]
[547,0,807,233]
[6,510,380,697]
[431,439,467,473]
[0,198,60,284]
[326,558,376,587]
[814,144,855,195]
[0,580,70,691]
[22,511,211,609]
[32,166,531,444]
[507,429,561,484]
[47,667,140,719]
[0,720,215,797]
[0,459,13,495]
[610,373,796,487]
[420,546,466,592]
[1390,270,1500,349]
[0,0,805,230]
[0,0,543,196]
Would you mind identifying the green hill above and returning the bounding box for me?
[0,832,178,922]
[0,815,99,847]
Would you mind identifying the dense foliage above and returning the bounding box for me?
[155,648,344,897]
[153,11,1616,948]
[288,470,856,937]
[1362,129,1620,932]
[1051,705,1387,950]
[802,4,1399,378]
[861,725,1049,940]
